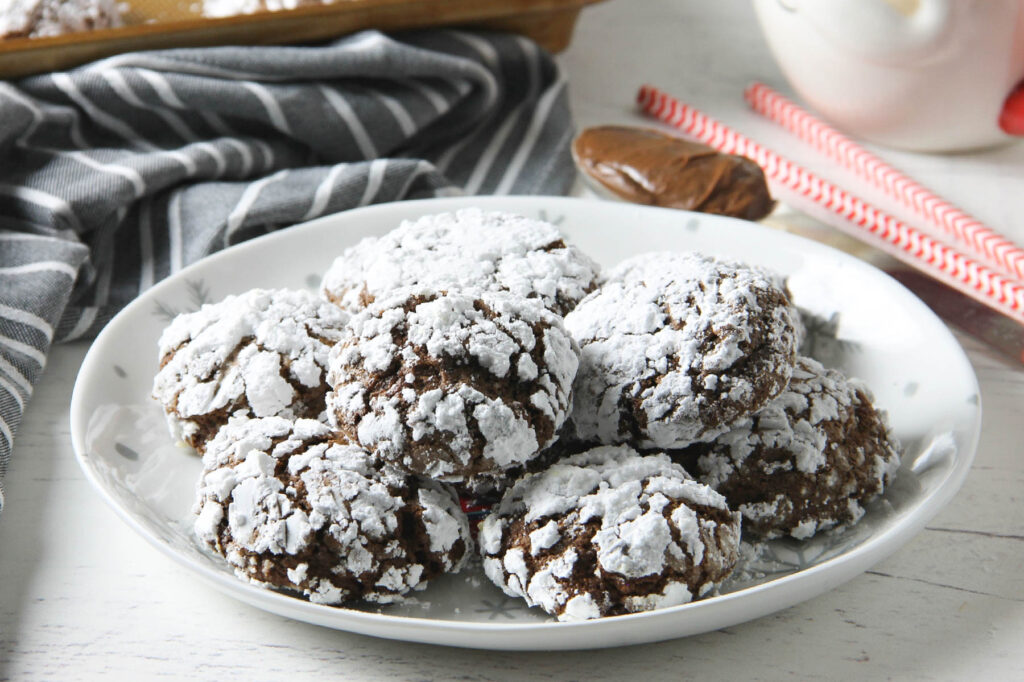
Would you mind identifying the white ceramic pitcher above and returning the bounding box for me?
[752,0,1024,151]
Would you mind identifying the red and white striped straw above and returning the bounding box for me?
[636,84,1024,322]
[745,82,1024,285]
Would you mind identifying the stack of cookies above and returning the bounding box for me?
[152,208,901,622]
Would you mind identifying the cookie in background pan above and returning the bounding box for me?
[1,0,123,40]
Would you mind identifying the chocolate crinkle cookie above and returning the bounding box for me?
[152,288,350,453]
[479,445,741,621]
[327,289,579,482]
[564,251,800,449]
[194,416,471,605]
[319,209,601,316]
[680,356,902,540]
[1,0,123,39]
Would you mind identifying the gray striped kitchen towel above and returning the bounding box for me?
[0,28,577,513]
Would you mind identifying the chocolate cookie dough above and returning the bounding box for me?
[152,288,349,453]
[564,251,800,449]
[479,445,741,621]
[319,209,600,316]
[682,357,902,540]
[326,289,579,482]
[194,416,471,604]
[572,126,775,221]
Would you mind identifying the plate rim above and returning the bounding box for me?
[69,195,983,650]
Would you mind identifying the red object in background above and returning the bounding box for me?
[999,79,1024,135]
[458,495,494,541]
[459,496,492,516]
[746,82,1024,284]
[637,84,1024,324]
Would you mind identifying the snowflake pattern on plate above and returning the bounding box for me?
[152,279,213,321]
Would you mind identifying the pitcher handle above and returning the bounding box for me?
[1000,78,1024,136]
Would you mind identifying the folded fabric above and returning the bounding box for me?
[0,29,577,512]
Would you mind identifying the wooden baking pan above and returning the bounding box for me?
[0,0,601,78]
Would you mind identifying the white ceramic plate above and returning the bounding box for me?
[69,196,981,650]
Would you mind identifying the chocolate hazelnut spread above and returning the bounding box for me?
[572,126,775,221]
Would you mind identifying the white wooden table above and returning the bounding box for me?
[2,1,1023,678]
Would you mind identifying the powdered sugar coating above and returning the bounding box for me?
[152,288,350,452]
[327,289,578,482]
[684,356,902,540]
[202,0,332,18]
[454,424,584,502]
[194,416,471,604]
[320,209,601,316]
[564,251,800,448]
[1,0,122,39]
[479,445,741,621]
